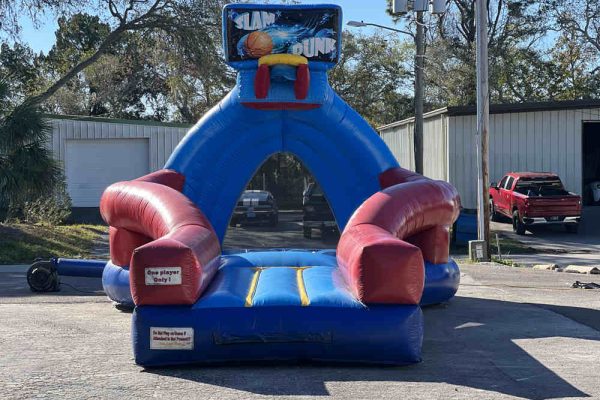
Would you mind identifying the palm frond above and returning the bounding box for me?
[0,79,9,103]
[0,137,60,209]
[0,102,51,152]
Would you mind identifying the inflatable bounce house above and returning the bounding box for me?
[36,4,463,366]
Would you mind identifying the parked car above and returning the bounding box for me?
[489,172,581,234]
[302,183,337,239]
[230,190,278,227]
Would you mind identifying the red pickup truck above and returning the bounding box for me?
[489,172,582,234]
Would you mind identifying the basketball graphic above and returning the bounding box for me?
[244,31,273,58]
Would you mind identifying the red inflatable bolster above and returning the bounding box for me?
[101,181,214,241]
[379,166,424,188]
[337,224,424,304]
[377,167,460,263]
[348,180,459,240]
[337,168,460,304]
[100,180,220,305]
[131,225,220,306]
[109,227,150,267]
[106,169,186,266]
[406,225,450,265]
[134,169,185,192]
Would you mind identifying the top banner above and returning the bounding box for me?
[224,5,341,64]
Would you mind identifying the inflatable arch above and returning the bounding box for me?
[99,4,461,366]
[164,86,399,242]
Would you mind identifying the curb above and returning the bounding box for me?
[563,265,600,274]
[0,265,29,273]
[533,264,562,271]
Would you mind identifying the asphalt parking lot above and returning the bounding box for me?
[1,262,599,399]
[2,217,600,399]
[223,211,339,250]
[492,207,600,267]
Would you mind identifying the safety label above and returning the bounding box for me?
[145,267,182,285]
[150,327,194,350]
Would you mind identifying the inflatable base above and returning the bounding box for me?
[421,258,461,306]
[128,250,459,367]
[102,262,133,307]
[134,304,422,367]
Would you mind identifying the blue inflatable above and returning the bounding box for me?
[134,250,424,366]
[96,3,462,367]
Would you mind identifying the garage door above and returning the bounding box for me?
[65,139,150,207]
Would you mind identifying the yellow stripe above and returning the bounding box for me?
[245,268,263,307]
[258,54,308,67]
[296,267,310,306]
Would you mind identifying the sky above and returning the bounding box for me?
[18,0,400,54]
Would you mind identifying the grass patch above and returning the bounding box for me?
[450,232,536,258]
[491,256,524,268]
[490,234,537,256]
[0,223,108,264]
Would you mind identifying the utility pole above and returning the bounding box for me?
[414,11,425,175]
[475,0,491,259]
[349,0,447,176]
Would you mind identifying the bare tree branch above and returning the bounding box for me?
[26,0,176,106]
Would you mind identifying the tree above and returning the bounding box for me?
[0,42,42,100]
[329,31,414,127]
[543,0,600,99]
[0,79,61,220]
[545,0,600,55]
[36,2,230,122]
[44,13,111,77]
[7,1,229,122]
[545,30,600,100]
[247,154,311,209]
[40,15,171,119]
[426,0,550,106]
[384,0,555,106]
[0,0,76,37]
[149,0,234,122]
[489,46,555,102]
[26,0,178,106]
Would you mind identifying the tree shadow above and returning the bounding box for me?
[144,296,599,399]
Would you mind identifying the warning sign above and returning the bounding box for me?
[145,267,182,285]
[150,327,194,350]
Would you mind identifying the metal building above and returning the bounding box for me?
[47,115,191,208]
[378,100,600,209]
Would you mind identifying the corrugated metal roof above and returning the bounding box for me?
[447,99,600,116]
[377,108,448,131]
[378,99,600,131]
[44,114,193,129]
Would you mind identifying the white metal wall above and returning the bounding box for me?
[380,121,415,171]
[423,114,448,181]
[48,118,190,171]
[379,114,448,181]
[449,108,600,209]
